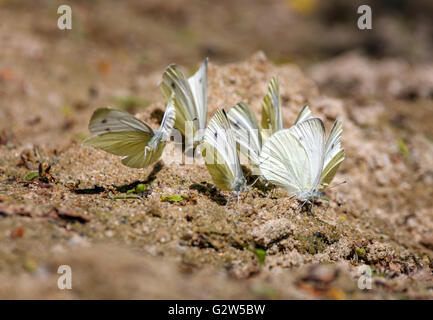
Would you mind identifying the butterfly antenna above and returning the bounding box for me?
[298,199,308,212]
[327,179,347,190]
[249,176,260,188]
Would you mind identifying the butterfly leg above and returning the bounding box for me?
[269,186,277,199]
[225,193,232,207]
[308,200,315,215]
[250,176,260,188]
[298,199,308,213]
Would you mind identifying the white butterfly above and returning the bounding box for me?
[201,109,246,195]
[83,101,175,168]
[259,117,345,202]
[227,77,282,171]
[160,58,208,149]
[227,77,313,174]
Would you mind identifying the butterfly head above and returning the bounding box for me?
[148,132,163,149]
[233,176,247,193]
[296,190,323,202]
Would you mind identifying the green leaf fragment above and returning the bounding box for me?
[243,245,266,265]
[356,247,366,258]
[135,184,146,193]
[24,171,39,181]
[397,139,410,159]
[160,195,183,202]
[253,249,267,265]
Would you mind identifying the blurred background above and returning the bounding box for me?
[1,0,433,145]
[3,0,433,66]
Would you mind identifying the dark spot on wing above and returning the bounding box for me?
[199,78,202,83]
[171,82,176,89]
[105,128,110,132]
[331,143,334,149]
[214,131,218,138]
[101,119,107,124]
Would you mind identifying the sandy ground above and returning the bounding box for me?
[0,0,433,299]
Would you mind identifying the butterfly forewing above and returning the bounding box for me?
[323,120,343,167]
[227,102,262,168]
[160,59,208,138]
[259,129,311,194]
[88,108,154,135]
[294,105,313,125]
[202,109,243,191]
[320,149,345,189]
[261,77,282,139]
[188,58,208,131]
[288,118,326,191]
[158,100,176,141]
[320,120,345,188]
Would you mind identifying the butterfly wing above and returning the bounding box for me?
[259,129,311,194]
[320,149,345,189]
[87,108,154,135]
[160,59,207,138]
[120,136,166,168]
[157,100,176,141]
[294,105,313,124]
[288,118,326,191]
[261,77,283,139]
[84,108,164,168]
[320,120,345,188]
[188,58,208,131]
[227,102,262,168]
[202,109,243,191]
[160,65,194,137]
